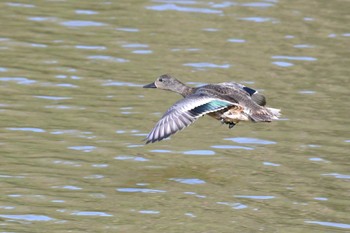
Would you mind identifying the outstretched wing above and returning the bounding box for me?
[145,95,235,144]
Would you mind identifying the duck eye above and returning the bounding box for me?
[159,78,163,82]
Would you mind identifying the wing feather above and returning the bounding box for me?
[145,95,234,143]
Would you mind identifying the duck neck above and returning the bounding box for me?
[180,86,194,97]
[172,82,193,97]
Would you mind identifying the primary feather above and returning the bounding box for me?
[145,96,234,143]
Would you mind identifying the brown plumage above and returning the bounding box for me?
[143,74,280,144]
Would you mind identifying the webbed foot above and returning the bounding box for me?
[228,122,236,129]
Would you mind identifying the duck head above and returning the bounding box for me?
[143,74,189,94]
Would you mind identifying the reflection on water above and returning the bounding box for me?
[0,214,54,222]
[182,150,215,155]
[0,0,349,232]
[271,55,317,61]
[115,155,149,161]
[183,62,231,69]
[305,221,350,229]
[217,202,248,210]
[138,210,160,214]
[87,55,129,63]
[116,188,167,193]
[146,3,223,14]
[239,17,275,23]
[169,178,206,184]
[6,127,46,133]
[60,20,106,27]
[71,211,112,217]
[225,137,276,145]
[262,161,280,167]
[234,195,275,200]
[0,77,36,84]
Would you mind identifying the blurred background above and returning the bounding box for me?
[0,0,349,232]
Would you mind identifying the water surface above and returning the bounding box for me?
[0,0,349,232]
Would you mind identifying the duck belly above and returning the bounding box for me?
[208,106,250,124]
[222,109,250,122]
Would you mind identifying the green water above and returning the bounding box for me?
[0,0,349,232]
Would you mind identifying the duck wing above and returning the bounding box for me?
[145,95,235,144]
[219,82,266,106]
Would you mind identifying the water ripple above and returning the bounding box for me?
[87,55,129,63]
[211,145,254,150]
[92,164,109,168]
[272,61,294,67]
[240,2,274,8]
[227,38,246,43]
[31,43,47,48]
[61,20,106,27]
[103,81,141,87]
[150,149,173,153]
[184,62,231,69]
[225,137,276,145]
[55,83,79,88]
[0,214,54,221]
[6,2,35,8]
[322,173,350,179]
[75,45,106,50]
[202,28,220,32]
[299,90,316,94]
[132,50,153,54]
[309,157,328,162]
[183,150,215,155]
[0,77,36,84]
[115,155,149,162]
[75,10,99,15]
[239,17,275,23]
[185,212,197,217]
[234,195,275,200]
[305,221,350,229]
[71,211,112,217]
[52,185,82,190]
[293,44,314,48]
[35,96,72,100]
[0,174,25,179]
[169,178,206,184]
[6,127,46,133]
[263,162,281,167]
[116,188,166,193]
[138,210,160,214]
[210,2,236,8]
[116,27,140,32]
[84,174,104,179]
[0,206,15,210]
[146,4,222,14]
[68,146,96,152]
[184,191,206,198]
[314,197,328,201]
[217,202,248,210]
[153,0,197,4]
[53,160,81,167]
[27,16,55,22]
[122,43,149,48]
[272,55,317,61]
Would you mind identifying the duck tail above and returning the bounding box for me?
[249,107,281,122]
[267,107,281,119]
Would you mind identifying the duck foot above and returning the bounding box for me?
[228,122,236,129]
